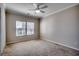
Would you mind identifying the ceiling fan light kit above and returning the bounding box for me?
[35,10,41,13]
[29,3,48,14]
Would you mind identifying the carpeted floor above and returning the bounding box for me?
[3,40,79,56]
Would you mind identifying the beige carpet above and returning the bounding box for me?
[3,40,79,56]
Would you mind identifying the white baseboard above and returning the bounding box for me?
[43,39,79,51]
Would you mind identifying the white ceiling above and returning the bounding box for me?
[5,3,78,18]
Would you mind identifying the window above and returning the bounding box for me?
[27,22,34,35]
[16,21,34,36]
[16,21,26,36]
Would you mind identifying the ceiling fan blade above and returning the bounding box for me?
[40,10,45,13]
[33,3,37,8]
[40,5,48,9]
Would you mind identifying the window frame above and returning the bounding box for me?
[27,22,34,35]
[16,21,34,36]
[16,21,27,36]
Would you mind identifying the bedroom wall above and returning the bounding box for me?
[40,5,79,50]
[0,4,6,54]
[0,7,1,55]
[6,12,40,44]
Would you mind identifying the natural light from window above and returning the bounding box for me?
[16,21,26,36]
[16,21,34,36]
[27,22,34,35]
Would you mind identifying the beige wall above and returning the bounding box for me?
[0,4,6,54]
[40,5,79,50]
[0,8,1,55]
[6,12,40,44]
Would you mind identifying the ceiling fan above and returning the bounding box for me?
[29,3,48,13]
